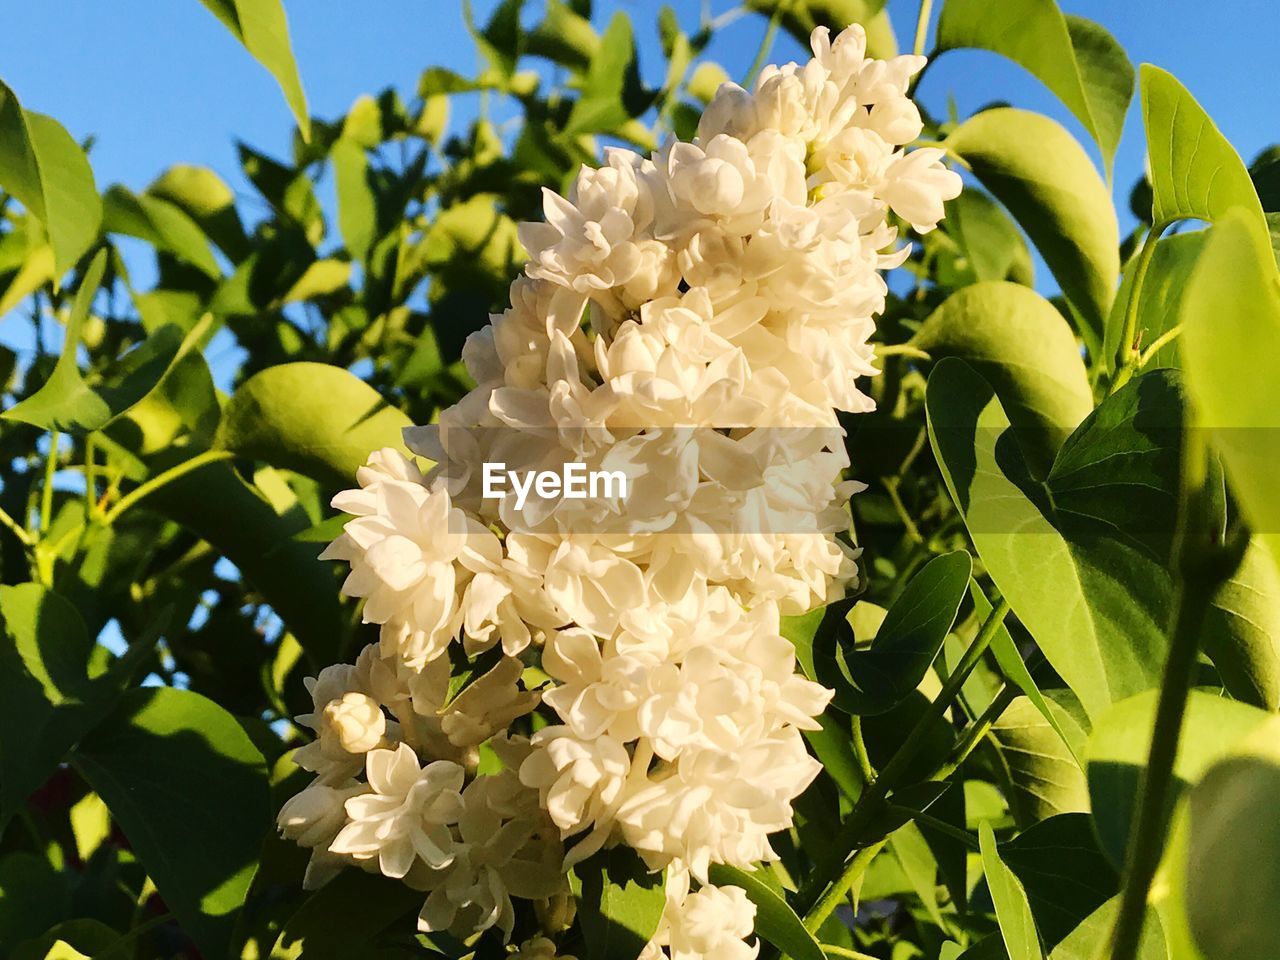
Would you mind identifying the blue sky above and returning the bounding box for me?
[0,0,1276,334]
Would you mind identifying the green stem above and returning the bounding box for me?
[800,598,1011,927]
[743,0,788,87]
[912,0,935,58]
[40,429,60,534]
[85,433,101,520]
[1136,323,1184,370]
[804,842,885,933]
[820,944,881,960]
[850,714,876,785]
[0,503,33,547]
[1102,436,1247,960]
[936,682,1018,780]
[876,343,932,362]
[909,809,980,851]
[99,450,235,527]
[1111,221,1172,392]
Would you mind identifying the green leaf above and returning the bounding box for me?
[0,585,109,831]
[1048,896,1167,960]
[746,0,897,60]
[707,864,826,960]
[1181,210,1280,574]
[573,847,666,960]
[139,456,348,664]
[980,821,1045,960]
[943,189,1035,285]
[2,253,197,434]
[0,81,102,280]
[1085,689,1272,867]
[974,581,1083,766]
[819,551,971,716]
[216,362,412,488]
[888,821,945,929]
[1183,724,1280,960]
[947,108,1119,351]
[271,869,425,959]
[1102,230,1205,375]
[331,138,377,261]
[936,2,1132,177]
[927,362,1179,721]
[1140,65,1265,229]
[197,0,311,140]
[71,687,270,960]
[148,164,250,263]
[989,694,1090,828]
[998,814,1117,948]
[912,282,1093,476]
[564,13,654,144]
[102,185,221,278]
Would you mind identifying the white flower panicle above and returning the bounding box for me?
[281,24,958,954]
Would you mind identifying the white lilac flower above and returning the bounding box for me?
[329,743,465,879]
[295,24,957,952]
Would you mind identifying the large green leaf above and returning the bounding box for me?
[1183,720,1280,960]
[197,0,311,140]
[1181,210,1280,573]
[912,282,1093,476]
[936,1,1133,177]
[0,81,102,279]
[0,585,109,831]
[927,361,1175,721]
[1140,65,1265,230]
[998,814,1117,948]
[2,253,196,434]
[947,109,1119,350]
[216,362,413,488]
[573,847,666,960]
[707,864,826,960]
[817,552,971,716]
[1085,689,1272,867]
[72,687,270,960]
[929,360,1277,719]
[980,821,1045,960]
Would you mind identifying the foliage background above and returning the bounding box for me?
[1,2,1280,960]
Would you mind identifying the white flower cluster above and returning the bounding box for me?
[280,23,958,954]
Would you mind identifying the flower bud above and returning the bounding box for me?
[322,692,386,754]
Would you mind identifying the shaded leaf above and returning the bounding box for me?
[72,687,270,960]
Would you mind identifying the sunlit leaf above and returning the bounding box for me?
[0,81,102,280]
[947,108,1119,351]
[196,0,311,140]
[936,0,1133,176]
[216,362,412,488]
